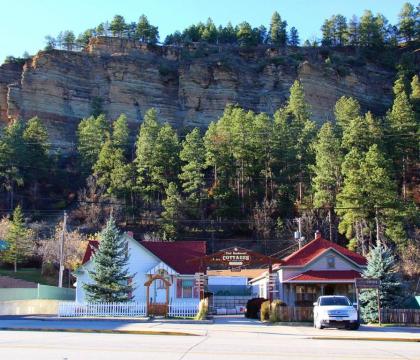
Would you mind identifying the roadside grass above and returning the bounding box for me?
[0,268,56,286]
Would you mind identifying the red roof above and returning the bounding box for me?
[81,238,206,274]
[281,235,367,267]
[285,270,362,282]
[140,241,206,274]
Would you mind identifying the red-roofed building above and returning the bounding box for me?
[250,232,366,305]
[74,233,206,304]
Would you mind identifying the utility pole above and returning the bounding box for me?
[58,211,67,288]
[375,206,380,246]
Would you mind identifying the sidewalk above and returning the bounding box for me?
[0,316,419,342]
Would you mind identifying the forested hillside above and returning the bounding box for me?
[0,3,418,283]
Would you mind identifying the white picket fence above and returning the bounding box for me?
[58,302,147,317]
[168,301,199,317]
[58,300,200,318]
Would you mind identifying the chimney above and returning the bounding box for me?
[126,231,134,238]
[315,230,321,240]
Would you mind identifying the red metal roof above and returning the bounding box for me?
[140,241,206,274]
[281,236,367,267]
[81,238,206,274]
[285,270,362,282]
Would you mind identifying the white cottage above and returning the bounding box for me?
[73,233,206,305]
[250,232,367,305]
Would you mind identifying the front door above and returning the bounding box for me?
[324,284,335,295]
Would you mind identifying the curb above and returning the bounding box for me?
[0,327,199,336]
[310,336,420,343]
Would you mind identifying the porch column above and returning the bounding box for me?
[320,284,325,296]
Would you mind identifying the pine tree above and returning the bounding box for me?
[410,75,420,118]
[110,15,127,37]
[269,11,287,47]
[342,112,382,152]
[112,113,130,158]
[334,15,348,46]
[179,128,206,206]
[387,76,417,199]
[237,22,256,47]
[321,18,334,46]
[397,2,416,42]
[288,27,299,46]
[334,96,361,136]
[22,116,50,182]
[311,123,342,212]
[160,182,182,240]
[347,15,359,46]
[359,245,404,323]
[2,206,32,272]
[135,108,161,200]
[77,114,110,172]
[84,216,133,302]
[151,123,180,192]
[136,15,159,44]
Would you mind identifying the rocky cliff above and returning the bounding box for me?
[0,37,396,147]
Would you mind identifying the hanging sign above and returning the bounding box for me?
[355,278,380,289]
[211,248,252,267]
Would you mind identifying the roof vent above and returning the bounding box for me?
[315,230,321,239]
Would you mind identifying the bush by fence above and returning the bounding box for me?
[0,284,75,301]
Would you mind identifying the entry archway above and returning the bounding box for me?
[144,272,171,316]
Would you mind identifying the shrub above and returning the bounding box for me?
[268,299,287,322]
[195,298,208,320]
[260,300,270,321]
[245,297,267,319]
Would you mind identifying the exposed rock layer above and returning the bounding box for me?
[0,37,396,147]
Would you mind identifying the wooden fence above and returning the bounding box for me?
[274,306,313,322]
[381,309,420,325]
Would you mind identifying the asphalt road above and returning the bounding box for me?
[0,316,419,359]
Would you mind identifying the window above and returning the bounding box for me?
[182,279,194,298]
[156,279,165,289]
[295,285,317,304]
[327,255,335,269]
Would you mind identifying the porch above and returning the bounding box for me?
[283,283,356,306]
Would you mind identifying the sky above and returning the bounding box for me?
[0,0,413,62]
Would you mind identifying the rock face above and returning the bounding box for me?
[0,37,396,147]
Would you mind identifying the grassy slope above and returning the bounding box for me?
[0,268,56,286]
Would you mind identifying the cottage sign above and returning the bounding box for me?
[221,248,251,266]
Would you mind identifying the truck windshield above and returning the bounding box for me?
[319,297,351,306]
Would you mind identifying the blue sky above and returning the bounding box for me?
[0,0,412,62]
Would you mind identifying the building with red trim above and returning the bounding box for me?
[74,233,206,304]
[250,232,367,305]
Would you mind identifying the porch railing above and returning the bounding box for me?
[58,302,147,317]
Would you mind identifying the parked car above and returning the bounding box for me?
[313,295,359,330]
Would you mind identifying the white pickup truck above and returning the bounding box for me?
[313,295,359,330]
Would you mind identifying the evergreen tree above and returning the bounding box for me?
[269,11,287,47]
[201,18,218,43]
[135,108,161,200]
[160,182,182,240]
[2,206,31,272]
[387,76,417,199]
[311,122,342,211]
[136,15,159,44]
[410,75,420,118]
[0,120,26,208]
[237,22,256,47]
[62,30,76,51]
[84,217,133,302]
[288,27,300,46]
[179,128,206,205]
[360,245,404,323]
[334,15,348,46]
[397,2,416,42]
[22,117,49,178]
[112,113,130,158]
[347,15,359,46]
[77,114,110,172]
[110,15,127,37]
[151,123,181,192]
[321,18,334,46]
[334,96,361,136]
